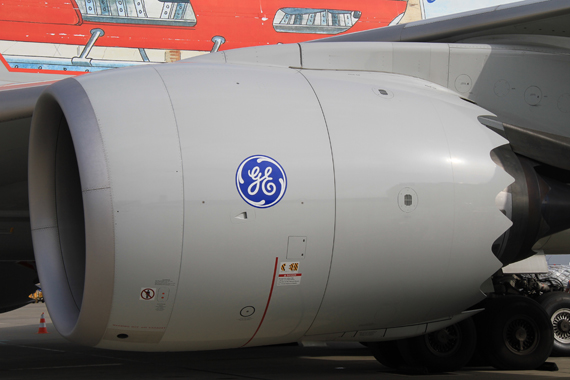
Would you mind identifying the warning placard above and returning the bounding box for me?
[278,262,301,286]
[279,261,300,274]
[140,287,156,301]
[277,273,302,286]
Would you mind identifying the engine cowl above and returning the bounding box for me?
[29,59,513,351]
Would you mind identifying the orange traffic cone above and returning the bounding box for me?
[37,312,49,334]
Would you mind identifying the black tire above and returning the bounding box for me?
[368,340,406,369]
[537,291,570,356]
[477,296,553,370]
[397,318,477,372]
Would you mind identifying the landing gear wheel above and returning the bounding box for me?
[537,291,570,356]
[477,296,553,370]
[397,318,477,372]
[368,341,406,369]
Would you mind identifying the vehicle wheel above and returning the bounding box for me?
[477,296,553,370]
[537,291,570,356]
[397,318,477,372]
[368,341,406,369]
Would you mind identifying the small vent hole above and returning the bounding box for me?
[378,89,388,96]
[404,194,413,206]
[117,334,129,339]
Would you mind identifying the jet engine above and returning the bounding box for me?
[28,51,568,353]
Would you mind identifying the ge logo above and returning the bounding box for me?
[236,155,287,208]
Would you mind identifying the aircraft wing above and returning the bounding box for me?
[318,0,570,43]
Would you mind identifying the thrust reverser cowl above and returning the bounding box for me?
[29,61,513,351]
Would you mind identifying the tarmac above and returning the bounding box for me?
[1,303,570,380]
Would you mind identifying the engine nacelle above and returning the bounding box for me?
[29,58,513,351]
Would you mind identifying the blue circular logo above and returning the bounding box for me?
[236,155,287,208]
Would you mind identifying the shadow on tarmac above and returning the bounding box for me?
[1,304,569,380]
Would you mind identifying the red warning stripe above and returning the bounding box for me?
[241,257,279,347]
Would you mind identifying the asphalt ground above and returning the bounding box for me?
[1,303,570,380]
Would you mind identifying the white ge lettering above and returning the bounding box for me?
[247,166,276,196]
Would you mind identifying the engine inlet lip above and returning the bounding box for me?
[28,77,116,346]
